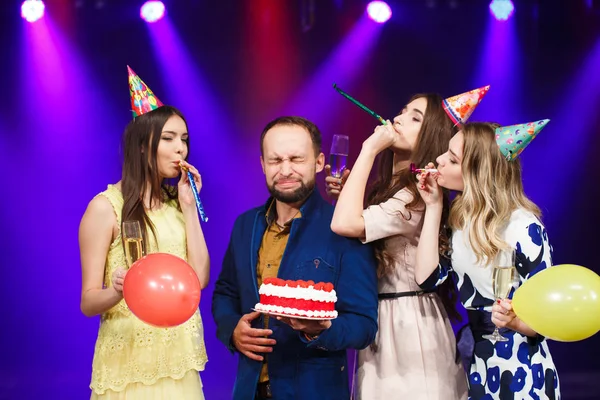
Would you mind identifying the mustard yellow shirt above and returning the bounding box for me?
[257,200,301,383]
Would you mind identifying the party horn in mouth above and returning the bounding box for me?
[333,83,387,125]
[410,163,438,174]
[181,165,208,223]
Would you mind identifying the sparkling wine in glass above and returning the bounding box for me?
[329,134,349,178]
[483,249,518,342]
[122,220,144,268]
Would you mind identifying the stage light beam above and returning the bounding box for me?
[21,0,45,23]
[489,0,515,21]
[140,1,166,23]
[366,1,392,24]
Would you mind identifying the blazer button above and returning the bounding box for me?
[314,259,320,268]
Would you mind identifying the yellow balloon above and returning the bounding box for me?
[512,264,600,342]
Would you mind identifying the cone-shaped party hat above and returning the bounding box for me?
[443,85,490,126]
[495,119,550,161]
[128,65,163,118]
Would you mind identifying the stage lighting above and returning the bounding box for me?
[489,0,514,21]
[140,1,165,23]
[586,0,600,12]
[366,1,392,24]
[21,0,45,23]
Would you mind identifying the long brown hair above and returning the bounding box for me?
[366,93,461,322]
[120,105,187,253]
[449,122,540,265]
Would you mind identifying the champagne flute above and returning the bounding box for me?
[483,248,518,342]
[329,134,349,178]
[122,220,144,268]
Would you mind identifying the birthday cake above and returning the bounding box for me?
[254,278,338,319]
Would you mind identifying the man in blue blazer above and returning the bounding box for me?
[212,116,378,400]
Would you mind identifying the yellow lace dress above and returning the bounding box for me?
[90,184,208,399]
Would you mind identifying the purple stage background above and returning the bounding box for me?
[1,0,599,398]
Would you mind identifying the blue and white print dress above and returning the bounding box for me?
[425,209,560,400]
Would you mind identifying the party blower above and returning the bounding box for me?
[180,164,208,223]
[333,83,387,125]
[410,163,438,175]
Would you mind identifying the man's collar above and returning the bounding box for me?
[265,199,301,228]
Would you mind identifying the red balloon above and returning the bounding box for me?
[123,253,201,328]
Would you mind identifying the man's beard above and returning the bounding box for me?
[267,178,315,204]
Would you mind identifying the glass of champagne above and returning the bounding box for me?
[329,134,349,178]
[483,248,518,342]
[122,220,144,268]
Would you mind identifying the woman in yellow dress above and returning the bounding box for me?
[78,67,209,399]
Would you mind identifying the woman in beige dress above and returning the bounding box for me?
[329,89,487,399]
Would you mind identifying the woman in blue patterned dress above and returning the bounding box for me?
[414,121,560,400]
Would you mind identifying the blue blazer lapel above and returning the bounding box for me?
[278,217,302,277]
[250,209,267,303]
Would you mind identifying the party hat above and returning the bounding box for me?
[495,119,550,161]
[128,65,163,118]
[443,85,490,126]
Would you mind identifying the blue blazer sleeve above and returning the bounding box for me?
[212,230,242,353]
[306,240,378,351]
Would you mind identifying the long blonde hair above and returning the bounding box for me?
[448,122,540,265]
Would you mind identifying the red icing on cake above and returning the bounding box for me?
[254,277,338,319]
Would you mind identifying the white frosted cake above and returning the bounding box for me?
[254,278,338,319]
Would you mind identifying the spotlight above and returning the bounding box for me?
[140,1,165,23]
[21,0,45,23]
[489,0,515,21]
[366,1,392,24]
